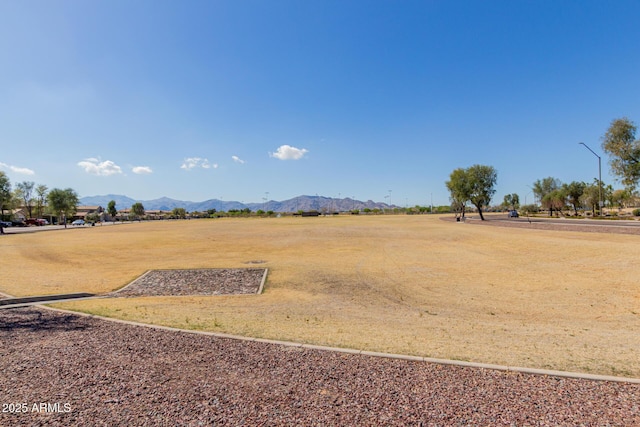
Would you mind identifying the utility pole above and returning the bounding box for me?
[579,142,603,216]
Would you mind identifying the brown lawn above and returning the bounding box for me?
[1,215,638,377]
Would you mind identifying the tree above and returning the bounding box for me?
[0,171,11,221]
[131,202,145,220]
[580,181,602,215]
[47,188,79,228]
[563,181,586,215]
[466,165,497,220]
[446,165,497,220]
[533,177,561,216]
[172,207,187,219]
[601,117,640,190]
[35,184,48,219]
[15,181,35,218]
[107,200,117,221]
[502,193,520,210]
[611,188,632,209]
[446,168,472,219]
[603,183,614,211]
[542,189,566,216]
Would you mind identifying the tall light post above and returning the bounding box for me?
[579,142,602,216]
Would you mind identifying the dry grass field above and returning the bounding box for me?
[1,215,639,377]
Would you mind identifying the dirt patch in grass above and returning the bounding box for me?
[2,216,640,377]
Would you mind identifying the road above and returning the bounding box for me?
[0,222,124,235]
[487,215,640,228]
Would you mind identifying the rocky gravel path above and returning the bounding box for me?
[113,268,266,297]
[1,308,638,426]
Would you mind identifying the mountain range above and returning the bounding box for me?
[79,194,396,213]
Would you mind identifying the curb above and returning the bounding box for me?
[257,268,268,294]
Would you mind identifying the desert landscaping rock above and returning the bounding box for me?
[1,307,638,426]
[112,268,266,297]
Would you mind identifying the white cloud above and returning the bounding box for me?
[232,155,245,164]
[77,158,123,176]
[132,166,153,175]
[270,145,309,160]
[180,157,217,170]
[0,162,35,175]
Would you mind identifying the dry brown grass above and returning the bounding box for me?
[1,216,639,377]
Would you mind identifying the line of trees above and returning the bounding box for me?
[528,117,640,216]
[530,176,636,217]
[0,173,79,227]
[445,117,640,219]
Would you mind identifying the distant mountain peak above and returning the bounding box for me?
[79,194,394,213]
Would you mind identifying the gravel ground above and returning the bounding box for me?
[1,307,638,426]
[113,269,266,297]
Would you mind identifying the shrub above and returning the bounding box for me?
[632,208,640,217]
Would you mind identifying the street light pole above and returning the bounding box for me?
[579,142,602,216]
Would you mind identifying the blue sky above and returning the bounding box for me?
[1,1,639,206]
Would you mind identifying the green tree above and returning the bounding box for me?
[86,212,100,224]
[47,188,79,228]
[542,189,566,216]
[15,181,35,218]
[446,165,497,220]
[601,117,640,190]
[603,183,614,211]
[580,181,601,215]
[563,181,586,215]
[533,177,561,216]
[611,188,632,209]
[172,207,187,219]
[0,171,11,221]
[446,168,472,218]
[502,193,520,210]
[131,202,145,219]
[35,184,48,219]
[107,200,117,221]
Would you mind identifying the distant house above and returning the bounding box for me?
[116,208,169,221]
[116,208,131,221]
[74,206,104,221]
[145,210,168,220]
[1,208,27,221]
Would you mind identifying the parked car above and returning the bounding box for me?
[0,220,11,228]
[71,219,85,226]
[11,220,26,227]
[508,210,519,218]
[26,218,48,226]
